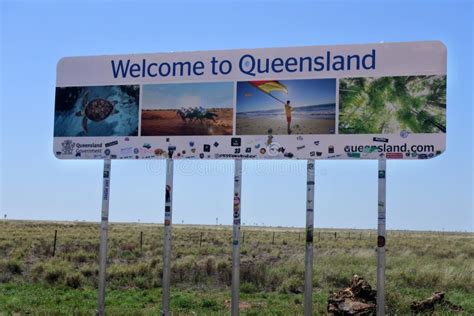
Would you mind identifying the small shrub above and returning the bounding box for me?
[30,240,51,257]
[107,263,150,289]
[79,264,97,278]
[31,263,45,282]
[67,250,92,264]
[279,277,303,294]
[266,269,284,291]
[31,260,72,285]
[205,256,215,276]
[66,272,83,289]
[44,266,66,285]
[198,247,210,256]
[120,250,136,260]
[322,270,351,288]
[173,293,196,309]
[8,261,22,274]
[120,242,137,252]
[149,257,161,268]
[0,260,22,275]
[172,256,197,282]
[241,260,267,287]
[241,281,258,294]
[108,263,148,279]
[201,298,219,310]
[134,276,151,289]
[217,260,231,286]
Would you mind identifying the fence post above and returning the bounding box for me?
[272,232,275,244]
[199,232,203,247]
[52,230,58,257]
[140,231,143,253]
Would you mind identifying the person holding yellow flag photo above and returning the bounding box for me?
[284,100,293,134]
[236,79,336,135]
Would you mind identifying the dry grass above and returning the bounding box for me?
[0,220,473,314]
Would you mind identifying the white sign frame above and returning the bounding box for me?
[54,41,447,160]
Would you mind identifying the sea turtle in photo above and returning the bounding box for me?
[75,90,119,134]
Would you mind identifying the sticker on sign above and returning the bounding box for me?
[53,41,446,160]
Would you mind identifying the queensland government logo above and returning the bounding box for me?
[61,140,76,155]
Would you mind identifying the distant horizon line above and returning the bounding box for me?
[3,218,472,234]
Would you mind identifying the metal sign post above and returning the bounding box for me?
[304,160,315,316]
[162,159,174,316]
[377,159,386,315]
[97,159,111,316]
[231,159,242,316]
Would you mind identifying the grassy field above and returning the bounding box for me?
[0,221,473,315]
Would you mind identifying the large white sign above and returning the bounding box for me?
[54,41,446,160]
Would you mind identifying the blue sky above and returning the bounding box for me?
[142,82,233,110]
[1,0,472,231]
[237,79,335,113]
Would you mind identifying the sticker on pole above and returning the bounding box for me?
[53,41,447,160]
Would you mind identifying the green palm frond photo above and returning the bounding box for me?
[339,75,446,134]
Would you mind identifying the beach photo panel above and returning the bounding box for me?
[236,79,336,135]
